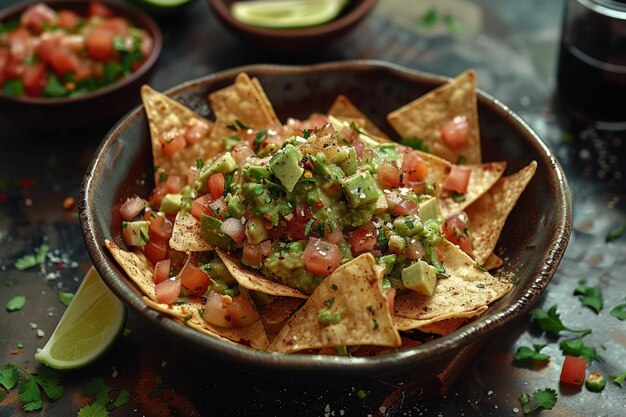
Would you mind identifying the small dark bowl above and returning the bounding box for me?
[208,0,378,53]
[0,0,162,130]
[80,61,572,382]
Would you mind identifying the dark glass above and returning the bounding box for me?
[557,0,626,123]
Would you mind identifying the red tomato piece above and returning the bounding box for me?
[187,165,200,187]
[22,63,46,97]
[162,133,186,157]
[0,49,9,86]
[7,27,31,62]
[179,263,210,293]
[144,237,168,264]
[405,238,425,260]
[560,355,587,386]
[444,211,473,256]
[208,196,227,218]
[100,18,129,36]
[119,196,145,221]
[242,241,263,268]
[38,37,58,64]
[226,294,260,327]
[203,292,233,328]
[401,151,429,182]
[58,10,80,30]
[391,198,419,217]
[165,175,182,194]
[153,259,171,284]
[149,213,173,241]
[348,224,378,254]
[301,237,343,276]
[20,3,57,34]
[88,0,115,18]
[208,172,225,200]
[147,183,167,209]
[231,143,255,165]
[85,27,114,61]
[440,115,470,148]
[49,47,80,76]
[155,277,181,305]
[184,119,211,145]
[443,165,471,194]
[191,194,213,220]
[324,223,344,244]
[386,288,396,313]
[377,161,401,189]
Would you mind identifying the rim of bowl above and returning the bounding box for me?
[0,0,162,105]
[81,60,572,377]
[208,0,378,38]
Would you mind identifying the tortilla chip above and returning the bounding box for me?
[209,73,280,145]
[466,161,537,264]
[143,296,269,350]
[261,297,304,326]
[440,161,507,217]
[483,254,503,270]
[216,248,308,299]
[394,240,512,321]
[268,254,401,353]
[105,239,156,301]
[394,306,488,332]
[141,85,217,178]
[387,70,481,164]
[169,211,212,252]
[328,95,390,140]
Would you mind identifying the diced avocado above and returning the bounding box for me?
[223,136,240,151]
[339,147,357,176]
[195,153,237,192]
[419,197,438,221]
[243,165,272,182]
[392,215,424,237]
[122,220,149,247]
[342,171,381,208]
[388,234,406,255]
[160,193,183,214]
[358,133,380,148]
[311,153,345,183]
[378,254,397,275]
[203,258,236,285]
[200,214,234,250]
[331,146,350,163]
[401,260,438,296]
[225,193,245,219]
[245,216,269,244]
[374,194,388,214]
[249,291,275,306]
[269,144,303,192]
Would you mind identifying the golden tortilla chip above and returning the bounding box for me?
[466,161,537,264]
[440,161,507,217]
[387,70,481,164]
[141,85,217,178]
[394,240,512,321]
[216,248,308,299]
[209,73,280,145]
[268,254,401,354]
[169,211,212,252]
[394,306,488,332]
[143,296,269,350]
[483,254,503,270]
[328,95,390,140]
[105,239,156,301]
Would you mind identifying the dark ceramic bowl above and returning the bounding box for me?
[0,0,162,130]
[80,61,572,381]
[208,0,378,53]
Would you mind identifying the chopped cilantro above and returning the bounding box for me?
[376,227,388,249]
[443,13,461,32]
[15,366,64,411]
[373,318,379,330]
[14,243,49,270]
[173,297,189,305]
[609,298,626,320]
[331,284,338,291]
[236,120,249,130]
[513,344,550,363]
[610,370,626,387]
[398,137,429,152]
[112,35,129,52]
[77,402,108,417]
[0,364,19,390]
[530,305,591,336]
[158,172,168,183]
[451,191,466,202]
[561,131,574,143]
[323,298,335,308]
[196,159,204,169]
[606,223,626,242]
[149,376,164,399]
[559,337,599,363]
[456,155,467,165]
[519,388,557,415]
[81,377,130,414]
[356,389,368,399]
[3,79,23,97]
[57,291,74,307]
[42,74,68,98]
[304,218,315,236]
[6,296,26,312]
[319,307,344,326]
[573,281,602,313]
[419,9,438,28]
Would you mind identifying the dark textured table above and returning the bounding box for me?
[1,1,625,416]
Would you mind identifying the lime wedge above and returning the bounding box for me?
[231,0,350,29]
[35,267,126,370]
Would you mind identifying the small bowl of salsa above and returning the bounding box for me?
[0,0,162,129]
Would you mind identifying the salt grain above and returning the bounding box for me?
[36,329,45,337]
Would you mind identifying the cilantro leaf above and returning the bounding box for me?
[398,137,428,152]
[35,367,64,401]
[304,218,315,236]
[419,9,438,28]
[84,378,112,405]
[78,402,109,417]
[14,243,49,270]
[57,291,74,307]
[559,337,598,363]
[0,364,19,390]
[0,390,5,402]
[148,375,164,399]
[606,223,626,242]
[609,298,626,320]
[6,296,26,312]
[19,378,43,411]
[519,388,557,415]
[112,388,130,408]
[530,305,591,336]
[513,344,550,362]
[574,281,602,313]
[451,191,466,203]
[610,370,626,387]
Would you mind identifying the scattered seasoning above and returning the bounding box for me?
[6,296,26,312]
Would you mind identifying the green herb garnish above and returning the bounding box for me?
[530,305,591,336]
[559,337,599,363]
[14,243,49,271]
[513,344,550,363]
[606,223,626,242]
[574,281,602,313]
[6,296,26,312]
[518,388,557,415]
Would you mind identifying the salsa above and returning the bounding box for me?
[0,1,154,98]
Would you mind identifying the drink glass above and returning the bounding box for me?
[557,0,626,123]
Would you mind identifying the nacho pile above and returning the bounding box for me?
[107,71,535,355]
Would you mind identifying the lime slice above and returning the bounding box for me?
[231,0,350,29]
[130,0,194,13]
[35,267,126,370]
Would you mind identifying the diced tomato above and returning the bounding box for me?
[147,182,167,209]
[208,196,227,218]
[22,63,46,97]
[165,175,182,194]
[20,4,57,34]
[232,143,255,165]
[155,277,181,305]
[259,240,272,257]
[348,224,378,254]
[242,241,263,268]
[444,212,473,257]
[386,288,396,313]
[8,28,32,61]
[353,139,365,160]
[301,237,343,276]
[161,133,186,157]
[405,238,425,260]
[100,18,129,36]
[324,223,344,244]
[119,196,145,221]
[208,173,225,200]
[203,292,234,328]
[440,115,470,148]
[88,0,115,18]
[377,161,401,189]
[85,27,114,61]
[187,165,200,186]
[285,204,311,240]
[144,237,168,264]
[58,10,80,30]
[0,49,9,86]
[443,165,471,194]
[191,194,214,220]
[179,263,210,293]
[74,60,94,81]
[149,213,173,241]
[391,198,418,217]
[227,294,260,327]
[401,151,429,182]
[185,119,211,145]
[49,47,80,76]
[560,355,587,386]
[138,33,153,63]
[153,259,171,284]
[38,37,58,64]
[268,223,288,241]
